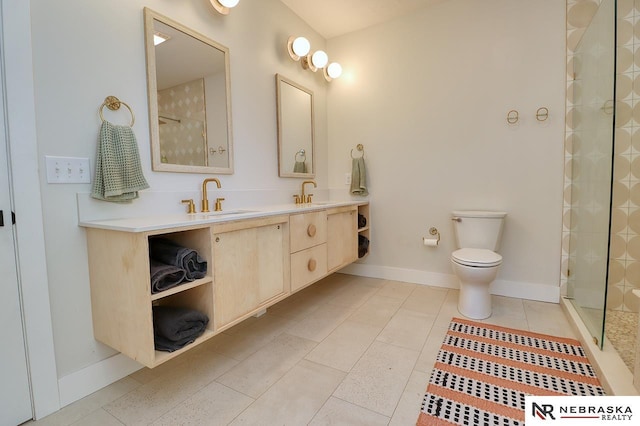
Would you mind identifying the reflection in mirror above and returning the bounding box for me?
[276,74,314,178]
[144,8,233,174]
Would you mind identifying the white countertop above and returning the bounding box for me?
[78,200,367,232]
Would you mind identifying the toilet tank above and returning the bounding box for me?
[451,210,507,251]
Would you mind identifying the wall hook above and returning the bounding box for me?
[536,107,549,122]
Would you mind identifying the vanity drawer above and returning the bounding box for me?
[291,244,327,292]
[290,211,327,253]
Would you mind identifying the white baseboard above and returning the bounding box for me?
[341,263,458,289]
[57,353,142,407]
[340,263,560,303]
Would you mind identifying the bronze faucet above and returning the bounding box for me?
[201,178,221,212]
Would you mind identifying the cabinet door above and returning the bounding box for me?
[327,208,358,271]
[213,222,285,328]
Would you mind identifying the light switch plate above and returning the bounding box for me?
[345,173,352,185]
[45,156,91,184]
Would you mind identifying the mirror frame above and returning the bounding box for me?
[275,74,315,178]
[143,8,234,174]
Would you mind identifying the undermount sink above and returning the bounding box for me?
[200,209,259,217]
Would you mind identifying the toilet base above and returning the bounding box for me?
[451,259,500,320]
[458,281,492,320]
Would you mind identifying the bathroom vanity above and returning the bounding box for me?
[80,201,369,368]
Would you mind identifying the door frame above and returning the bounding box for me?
[2,0,59,419]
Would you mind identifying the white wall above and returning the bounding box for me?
[328,0,567,301]
[29,0,328,387]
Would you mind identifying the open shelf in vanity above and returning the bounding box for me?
[356,203,370,259]
[85,225,215,368]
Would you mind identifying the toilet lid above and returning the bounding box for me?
[452,248,502,267]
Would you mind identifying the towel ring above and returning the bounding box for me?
[351,143,364,159]
[295,149,306,162]
[99,96,135,127]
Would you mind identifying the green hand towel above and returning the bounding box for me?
[91,121,150,202]
[350,157,368,196]
[293,161,307,173]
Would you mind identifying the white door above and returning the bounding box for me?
[0,43,33,425]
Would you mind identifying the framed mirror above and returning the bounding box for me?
[276,74,315,178]
[144,8,233,174]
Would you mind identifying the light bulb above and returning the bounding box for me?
[218,0,239,7]
[210,0,238,14]
[327,62,342,79]
[311,50,328,69]
[291,37,310,58]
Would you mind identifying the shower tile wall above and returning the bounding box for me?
[610,0,640,313]
[157,78,207,166]
[564,0,640,313]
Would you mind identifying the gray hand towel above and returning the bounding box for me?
[91,121,150,202]
[150,260,187,294]
[149,238,207,281]
[350,157,368,196]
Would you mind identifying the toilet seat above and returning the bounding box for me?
[451,248,502,268]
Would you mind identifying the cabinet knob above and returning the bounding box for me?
[307,258,317,272]
[307,224,316,237]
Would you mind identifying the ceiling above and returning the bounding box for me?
[279,0,448,39]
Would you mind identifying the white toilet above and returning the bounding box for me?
[450,210,507,319]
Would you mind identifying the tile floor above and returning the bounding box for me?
[30,273,577,426]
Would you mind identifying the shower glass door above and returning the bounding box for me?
[567,0,616,348]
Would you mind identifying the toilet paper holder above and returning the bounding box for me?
[428,227,440,244]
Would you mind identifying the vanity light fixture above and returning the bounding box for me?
[210,0,240,15]
[324,62,342,82]
[287,36,311,61]
[287,35,341,82]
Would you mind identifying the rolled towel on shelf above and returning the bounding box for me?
[152,306,209,352]
[358,214,367,228]
[358,234,370,258]
[150,260,187,294]
[149,238,207,281]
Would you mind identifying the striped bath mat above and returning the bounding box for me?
[417,317,605,426]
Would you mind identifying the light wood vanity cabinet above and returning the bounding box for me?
[82,202,367,368]
[211,215,290,330]
[327,206,358,272]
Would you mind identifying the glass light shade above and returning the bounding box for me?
[311,50,328,69]
[218,0,239,7]
[327,62,342,79]
[291,37,310,57]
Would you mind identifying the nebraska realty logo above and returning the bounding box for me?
[525,396,640,424]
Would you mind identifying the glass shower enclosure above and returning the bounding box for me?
[566,0,616,348]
